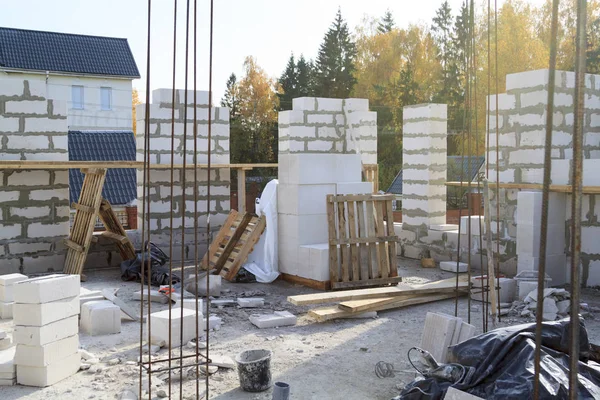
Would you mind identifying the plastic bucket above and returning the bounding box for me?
[236,349,272,392]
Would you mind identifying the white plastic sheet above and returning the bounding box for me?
[243,179,279,283]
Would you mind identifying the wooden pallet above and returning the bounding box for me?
[63,168,107,275]
[201,209,266,281]
[327,193,400,289]
[97,199,136,261]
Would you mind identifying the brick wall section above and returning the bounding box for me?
[135,89,230,260]
[0,79,69,274]
[278,97,377,165]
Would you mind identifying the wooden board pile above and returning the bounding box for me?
[288,276,469,322]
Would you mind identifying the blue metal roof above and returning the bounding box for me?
[386,156,485,195]
[0,27,140,78]
[68,130,137,206]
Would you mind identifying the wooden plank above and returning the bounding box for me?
[347,200,360,281]
[385,199,398,277]
[330,236,398,245]
[201,210,239,269]
[280,273,331,291]
[102,289,143,322]
[356,201,370,281]
[331,276,403,290]
[221,215,266,281]
[237,168,246,214]
[339,296,405,313]
[373,201,389,279]
[288,276,469,306]
[337,201,349,282]
[326,194,339,284]
[71,202,95,214]
[366,201,377,279]
[64,239,84,253]
[309,293,461,322]
[0,160,278,170]
[329,193,395,202]
[214,213,253,275]
[101,231,128,244]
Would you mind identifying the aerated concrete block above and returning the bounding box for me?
[0,274,27,302]
[150,307,198,347]
[176,298,203,312]
[203,315,222,331]
[15,335,78,367]
[0,347,15,376]
[445,387,484,399]
[80,300,121,336]
[17,351,80,387]
[0,337,12,351]
[133,289,169,304]
[249,311,297,329]
[13,296,79,326]
[14,274,80,304]
[335,182,373,195]
[237,298,264,308]
[0,302,13,319]
[440,261,468,273]
[420,312,458,363]
[14,315,78,346]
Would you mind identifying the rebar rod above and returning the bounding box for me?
[569,0,587,398]
[533,0,559,398]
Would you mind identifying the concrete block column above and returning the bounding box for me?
[401,104,448,230]
[516,191,567,285]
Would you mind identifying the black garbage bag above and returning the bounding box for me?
[397,319,600,400]
[120,242,180,287]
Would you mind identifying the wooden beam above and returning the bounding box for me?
[237,168,246,214]
[309,293,460,322]
[64,239,85,253]
[287,276,469,306]
[101,231,129,244]
[446,181,600,194]
[71,202,95,214]
[0,161,277,170]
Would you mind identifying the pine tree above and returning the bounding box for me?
[315,8,357,98]
[278,54,298,110]
[377,10,395,34]
[221,73,240,118]
[296,55,314,97]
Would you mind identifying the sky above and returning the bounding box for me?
[0,0,546,103]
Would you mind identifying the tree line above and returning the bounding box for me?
[222,0,600,190]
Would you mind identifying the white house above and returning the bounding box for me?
[0,27,140,131]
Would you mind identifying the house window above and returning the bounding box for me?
[72,85,84,109]
[101,87,112,110]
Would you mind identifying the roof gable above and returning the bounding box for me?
[68,130,137,205]
[0,27,140,78]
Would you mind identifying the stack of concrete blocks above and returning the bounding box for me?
[135,89,231,260]
[0,347,16,386]
[486,69,600,283]
[0,273,27,319]
[12,274,80,387]
[277,97,376,284]
[399,104,450,260]
[516,191,567,285]
[0,79,70,275]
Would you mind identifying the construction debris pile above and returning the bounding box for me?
[507,288,571,321]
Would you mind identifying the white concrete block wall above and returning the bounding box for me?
[135,89,230,260]
[401,104,447,231]
[0,79,70,275]
[277,97,377,283]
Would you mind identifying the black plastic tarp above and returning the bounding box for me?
[397,319,600,399]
